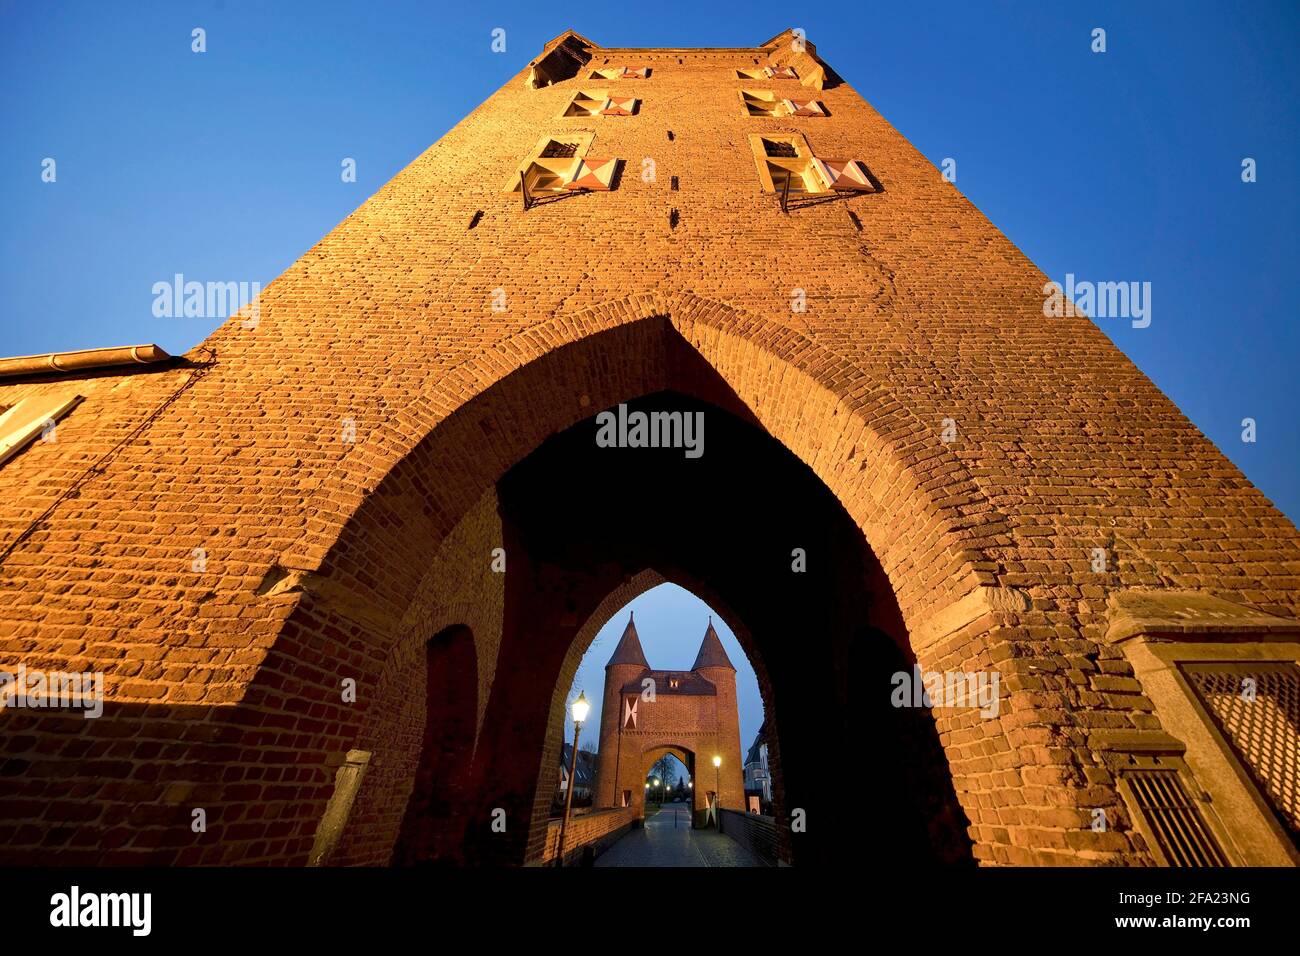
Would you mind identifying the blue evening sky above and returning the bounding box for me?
[3,3,1298,751]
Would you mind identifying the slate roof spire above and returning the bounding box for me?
[606,612,649,668]
[691,616,735,671]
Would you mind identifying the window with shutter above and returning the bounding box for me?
[1099,588,1300,866]
[747,134,879,198]
[561,91,638,117]
[504,133,621,205]
[741,92,826,118]
[562,91,609,117]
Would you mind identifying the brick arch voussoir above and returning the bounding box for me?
[642,744,695,766]
[259,291,1022,865]
[289,291,1007,658]
[666,291,1010,626]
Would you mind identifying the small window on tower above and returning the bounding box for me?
[562,91,608,117]
[781,98,827,117]
[505,133,622,205]
[741,93,828,118]
[747,133,878,198]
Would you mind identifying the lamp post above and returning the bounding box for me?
[556,691,590,867]
[712,754,722,828]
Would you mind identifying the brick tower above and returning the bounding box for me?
[594,614,745,822]
[0,28,1298,867]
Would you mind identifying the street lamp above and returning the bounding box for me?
[712,755,722,828]
[556,691,590,867]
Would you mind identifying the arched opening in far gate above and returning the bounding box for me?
[642,747,694,813]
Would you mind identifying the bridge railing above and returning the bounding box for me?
[718,808,788,866]
[541,806,637,866]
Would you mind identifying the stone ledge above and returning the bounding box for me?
[1087,729,1186,755]
[912,585,1030,655]
[1103,589,1300,645]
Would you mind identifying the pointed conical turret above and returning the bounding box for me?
[606,612,649,669]
[691,616,735,671]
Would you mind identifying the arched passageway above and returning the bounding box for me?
[451,389,972,866]
[242,301,1010,868]
[642,748,693,809]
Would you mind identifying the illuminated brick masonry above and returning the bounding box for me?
[0,30,1298,867]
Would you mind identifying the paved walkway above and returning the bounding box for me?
[594,805,764,867]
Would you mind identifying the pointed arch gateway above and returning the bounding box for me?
[591,611,744,827]
[532,569,769,850]
[268,292,1030,866]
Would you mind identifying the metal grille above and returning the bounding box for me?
[763,139,798,157]
[1124,769,1228,866]
[540,141,579,158]
[1183,661,1300,842]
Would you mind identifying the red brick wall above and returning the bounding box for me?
[541,806,636,865]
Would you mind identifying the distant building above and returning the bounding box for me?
[558,744,598,804]
[594,613,745,818]
[744,722,771,807]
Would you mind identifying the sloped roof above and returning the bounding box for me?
[745,720,768,765]
[691,619,735,670]
[560,744,598,786]
[619,668,717,696]
[606,613,649,668]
